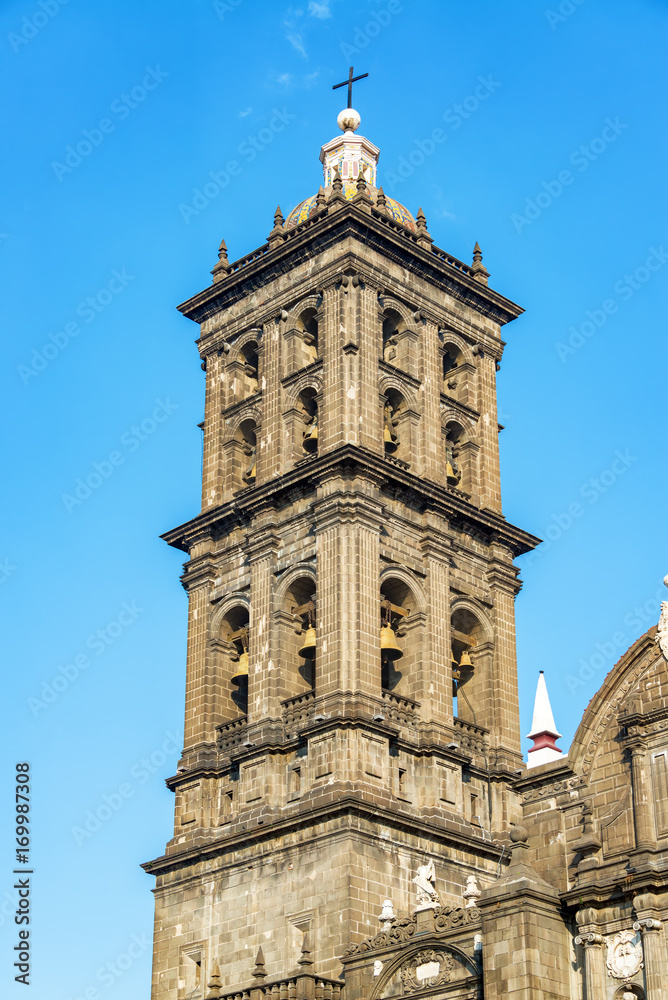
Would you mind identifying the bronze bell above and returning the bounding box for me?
[231,650,249,682]
[302,422,318,454]
[451,655,461,681]
[384,427,398,453]
[380,624,403,660]
[459,650,473,669]
[298,626,316,658]
[446,461,459,485]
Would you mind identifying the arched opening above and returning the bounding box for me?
[284,308,319,375]
[240,340,259,392]
[236,419,257,487]
[286,576,317,694]
[379,578,415,695]
[383,388,408,462]
[450,606,488,727]
[382,308,418,374]
[298,387,318,458]
[442,342,463,381]
[444,421,465,489]
[382,309,403,363]
[296,308,318,365]
[220,605,250,717]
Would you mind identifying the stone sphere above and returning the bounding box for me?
[337,108,361,133]
[663,574,668,588]
[509,825,528,843]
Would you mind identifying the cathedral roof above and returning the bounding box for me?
[284,105,417,232]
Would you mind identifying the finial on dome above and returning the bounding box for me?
[252,947,266,980]
[212,238,230,283]
[416,207,433,250]
[471,242,489,285]
[298,932,314,967]
[268,206,286,250]
[206,961,222,999]
[337,107,361,133]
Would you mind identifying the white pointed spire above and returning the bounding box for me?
[526,671,563,768]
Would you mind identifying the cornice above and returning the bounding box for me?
[178,205,524,330]
[141,793,505,877]
[160,444,540,558]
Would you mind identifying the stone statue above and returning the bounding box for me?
[379,898,395,927]
[463,875,481,908]
[656,577,668,660]
[413,859,440,910]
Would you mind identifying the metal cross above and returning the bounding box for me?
[332,66,369,108]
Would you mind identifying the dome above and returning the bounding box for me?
[285,182,417,232]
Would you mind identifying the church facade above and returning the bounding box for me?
[142,102,668,1000]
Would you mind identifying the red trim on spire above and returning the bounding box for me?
[528,731,562,754]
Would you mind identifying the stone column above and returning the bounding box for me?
[573,930,606,1000]
[200,350,224,511]
[312,471,384,704]
[257,322,281,482]
[181,541,218,757]
[482,545,523,765]
[475,347,502,513]
[418,521,453,727]
[628,739,657,851]
[419,319,443,486]
[634,892,667,1000]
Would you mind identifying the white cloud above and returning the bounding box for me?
[277,73,294,87]
[308,0,332,17]
[286,31,307,57]
[238,107,253,118]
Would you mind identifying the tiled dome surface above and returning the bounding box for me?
[285,183,417,232]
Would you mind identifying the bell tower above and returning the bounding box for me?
[143,99,539,1000]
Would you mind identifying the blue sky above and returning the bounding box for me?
[1,0,666,996]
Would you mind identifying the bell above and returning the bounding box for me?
[384,427,398,453]
[303,423,318,454]
[459,650,473,669]
[446,461,459,485]
[246,460,256,481]
[298,626,316,658]
[231,650,249,682]
[380,624,403,660]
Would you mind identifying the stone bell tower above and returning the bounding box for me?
[143,99,539,999]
